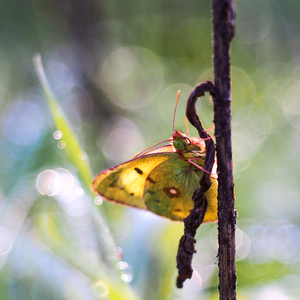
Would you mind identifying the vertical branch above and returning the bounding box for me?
[212,0,236,299]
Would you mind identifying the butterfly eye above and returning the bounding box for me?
[173,139,185,150]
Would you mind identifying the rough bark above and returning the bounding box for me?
[212,0,236,299]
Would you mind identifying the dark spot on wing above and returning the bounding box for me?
[130,192,134,196]
[147,177,156,184]
[155,199,160,203]
[164,187,181,198]
[174,208,182,212]
[134,167,143,175]
[109,181,117,187]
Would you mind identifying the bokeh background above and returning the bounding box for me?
[1,0,300,299]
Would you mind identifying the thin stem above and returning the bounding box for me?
[176,82,217,288]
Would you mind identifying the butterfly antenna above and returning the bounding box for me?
[185,117,190,137]
[133,138,172,158]
[173,90,181,133]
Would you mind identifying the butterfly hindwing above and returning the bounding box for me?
[203,177,218,222]
[144,157,218,222]
[144,157,202,221]
[92,154,174,210]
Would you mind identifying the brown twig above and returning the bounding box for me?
[176,82,218,288]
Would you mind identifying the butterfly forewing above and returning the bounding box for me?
[92,154,174,210]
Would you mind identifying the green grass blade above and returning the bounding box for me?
[33,53,93,191]
[33,54,137,299]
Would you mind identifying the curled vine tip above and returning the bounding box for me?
[176,83,216,288]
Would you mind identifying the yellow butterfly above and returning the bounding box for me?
[92,94,218,222]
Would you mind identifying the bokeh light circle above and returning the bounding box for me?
[0,227,13,255]
[93,281,109,299]
[236,229,251,261]
[57,140,66,149]
[174,269,202,298]
[55,168,74,195]
[99,46,163,109]
[36,169,62,196]
[232,105,272,171]
[117,261,134,283]
[283,82,300,115]
[158,84,193,129]
[235,0,273,44]
[2,100,47,146]
[94,196,103,206]
[283,82,300,130]
[101,117,145,165]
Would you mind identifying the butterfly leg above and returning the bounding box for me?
[188,158,211,174]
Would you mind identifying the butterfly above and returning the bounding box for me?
[92,93,218,222]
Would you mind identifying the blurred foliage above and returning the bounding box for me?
[0,0,300,299]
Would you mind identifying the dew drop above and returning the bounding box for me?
[79,151,87,160]
[115,247,123,260]
[53,130,62,140]
[57,140,66,149]
[117,261,128,270]
[121,273,133,283]
[94,196,103,205]
[118,261,134,283]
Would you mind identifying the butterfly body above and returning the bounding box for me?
[92,130,218,222]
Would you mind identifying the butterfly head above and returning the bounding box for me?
[172,130,189,151]
[172,130,205,159]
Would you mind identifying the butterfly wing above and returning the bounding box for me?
[144,158,218,222]
[92,153,174,210]
[144,158,199,221]
[134,145,173,157]
[92,148,218,222]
